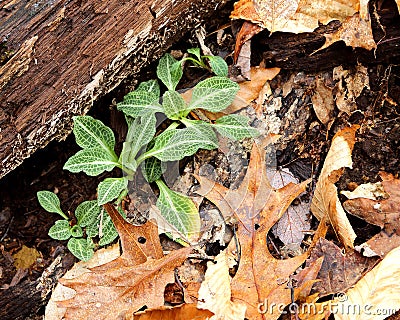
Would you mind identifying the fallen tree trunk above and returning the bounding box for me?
[1,0,400,180]
[0,0,229,179]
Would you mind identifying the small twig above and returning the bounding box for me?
[0,216,14,242]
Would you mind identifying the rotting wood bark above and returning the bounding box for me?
[0,255,73,320]
[0,0,230,179]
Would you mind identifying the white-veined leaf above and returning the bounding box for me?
[75,200,100,227]
[147,123,218,161]
[156,53,183,91]
[86,217,100,238]
[189,77,239,112]
[117,91,162,118]
[63,148,119,176]
[48,220,71,240]
[67,238,94,261]
[155,180,200,241]
[70,225,83,238]
[141,156,164,183]
[162,90,189,120]
[214,114,260,140]
[72,116,116,157]
[187,48,201,60]
[37,191,68,219]
[126,113,157,158]
[205,56,228,77]
[99,211,118,246]
[135,79,160,97]
[97,177,128,205]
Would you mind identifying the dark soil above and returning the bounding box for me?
[1,10,400,320]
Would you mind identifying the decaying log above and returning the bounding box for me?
[0,0,229,179]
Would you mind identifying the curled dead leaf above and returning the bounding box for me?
[311,125,359,248]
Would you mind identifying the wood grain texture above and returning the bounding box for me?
[0,0,229,178]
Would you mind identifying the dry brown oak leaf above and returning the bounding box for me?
[195,138,316,320]
[344,172,400,257]
[58,203,192,320]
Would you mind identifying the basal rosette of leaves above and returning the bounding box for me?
[37,49,260,260]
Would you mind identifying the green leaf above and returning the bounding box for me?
[97,177,128,205]
[205,55,228,77]
[63,148,119,176]
[37,191,68,219]
[155,180,200,240]
[70,225,83,238]
[72,116,116,157]
[189,77,239,112]
[86,218,100,238]
[67,238,94,261]
[187,48,201,60]
[117,91,162,118]
[127,113,157,158]
[48,220,71,240]
[99,211,118,246]
[162,90,189,120]
[214,114,260,140]
[147,123,218,161]
[141,156,164,183]
[156,53,183,91]
[75,200,100,227]
[135,79,160,97]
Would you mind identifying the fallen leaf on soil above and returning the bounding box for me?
[343,172,400,257]
[318,13,376,51]
[311,76,335,126]
[294,256,325,302]
[55,203,192,320]
[231,0,360,34]
[132,304,214,319]
[197,249,247,319]
[305,238,378,296]
[311,125,359,248]
[333,245,400,320]
[333,64,369,115]
[269,167,311,246]
[396,0,400,13]
[195,136,320,319]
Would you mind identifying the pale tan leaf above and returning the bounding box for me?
[197,250,247,320]
[311,76,335,125]
[319,14,376,53]
[341,182,386,200]
[253,0,300,33]
[396,0,400,14]
[231,0,360,34]
[334,246,400,320]
[311,125,359,248]
[45,244,121,320]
